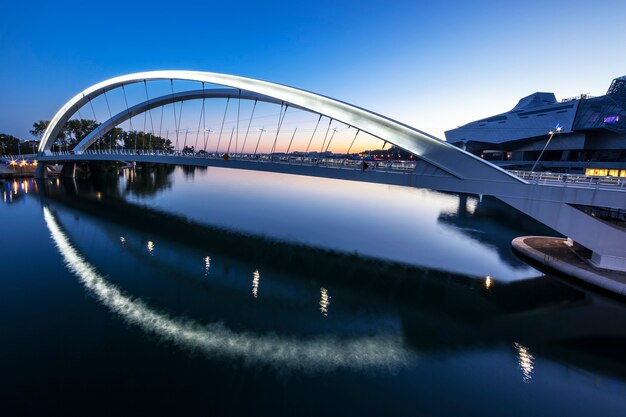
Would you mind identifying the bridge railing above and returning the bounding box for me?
[509,170,626,190]
[1,153,38,161]
[42,149,419,174]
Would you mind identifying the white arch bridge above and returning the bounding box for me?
[35,70,626,272]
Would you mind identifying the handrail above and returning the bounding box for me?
[39,149,419,175]
[508,169,626,190]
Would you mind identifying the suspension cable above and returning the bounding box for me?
[170,80,179,151]
[103,90,113,119]
[319,118,333,153]
[254,128,266,156]
[270,104,288,155]
[158,106,164,143]
[216,97,230,154]
[175,101,184,151]
[141,95,147,151]
[305,114,322,154]
[144,80,155,136]
[199,82,206,151]
[87,94,97,121]
[236,89,241,155]
[286,127,298,155]
[194,95,205,151]
[226,127,235,155]
[241,99,257,154]
[102,90,114,151]
[324,127,339,153]
[346,129,360,155]
[121,84,134,150]
[86,94,99,150]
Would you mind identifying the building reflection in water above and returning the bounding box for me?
[252,270,260,298]
[42,206,411,370]
[514,342,534,383]
[320,287,330,316]
[2,179,38,204]
[147,240,155,254]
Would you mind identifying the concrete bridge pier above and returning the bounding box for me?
[35,163,47,179]
[61,162,76,178]
[499,195,626,273]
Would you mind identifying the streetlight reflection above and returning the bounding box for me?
[514,342,534,383]
[204,256,211,276]
[252,270,260,298]
[42,206,412,371]
[320,287,330,316]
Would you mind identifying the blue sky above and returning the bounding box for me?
[1,0,625,142]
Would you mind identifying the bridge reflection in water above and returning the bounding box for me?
[33,171,626,383]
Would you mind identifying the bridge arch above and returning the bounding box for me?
[39,70,522,183]
[73,88,301,153]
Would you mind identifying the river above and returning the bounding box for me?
[2,166,625,416]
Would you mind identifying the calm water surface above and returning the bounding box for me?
[2,167,626,416]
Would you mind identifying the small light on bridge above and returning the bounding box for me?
[485,275,493,289]
[119,236,126,244]
[147,240,155,253]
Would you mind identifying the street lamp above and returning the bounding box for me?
[531,123,562,172]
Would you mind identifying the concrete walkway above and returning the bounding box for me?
[512,236,626,296]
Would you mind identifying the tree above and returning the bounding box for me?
[30,120,68,152]
[29,118,173,153]
[0,133,21,155]
[66,119,99,144]
[29,120,50,138]
[122,131,173,152]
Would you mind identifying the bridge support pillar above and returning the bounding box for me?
[61,162,76,179]
[499,194,626,273]
[35,163,47,179]
[590,252,626,272]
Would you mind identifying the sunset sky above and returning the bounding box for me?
[1,0,625,152]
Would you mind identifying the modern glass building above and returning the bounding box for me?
[445,76,626,175]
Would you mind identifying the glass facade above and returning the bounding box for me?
[573,77,626,134]
[585,168,626,177]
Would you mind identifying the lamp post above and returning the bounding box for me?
[531,123,562,172]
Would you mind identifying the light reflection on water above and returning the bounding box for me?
[319,287,330,316]
[252,269,260,298]
[204,255,211,276]
[3,174,626,416]
[514,342,535,383]
[126,167,542,280]
[43,206,413,370]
